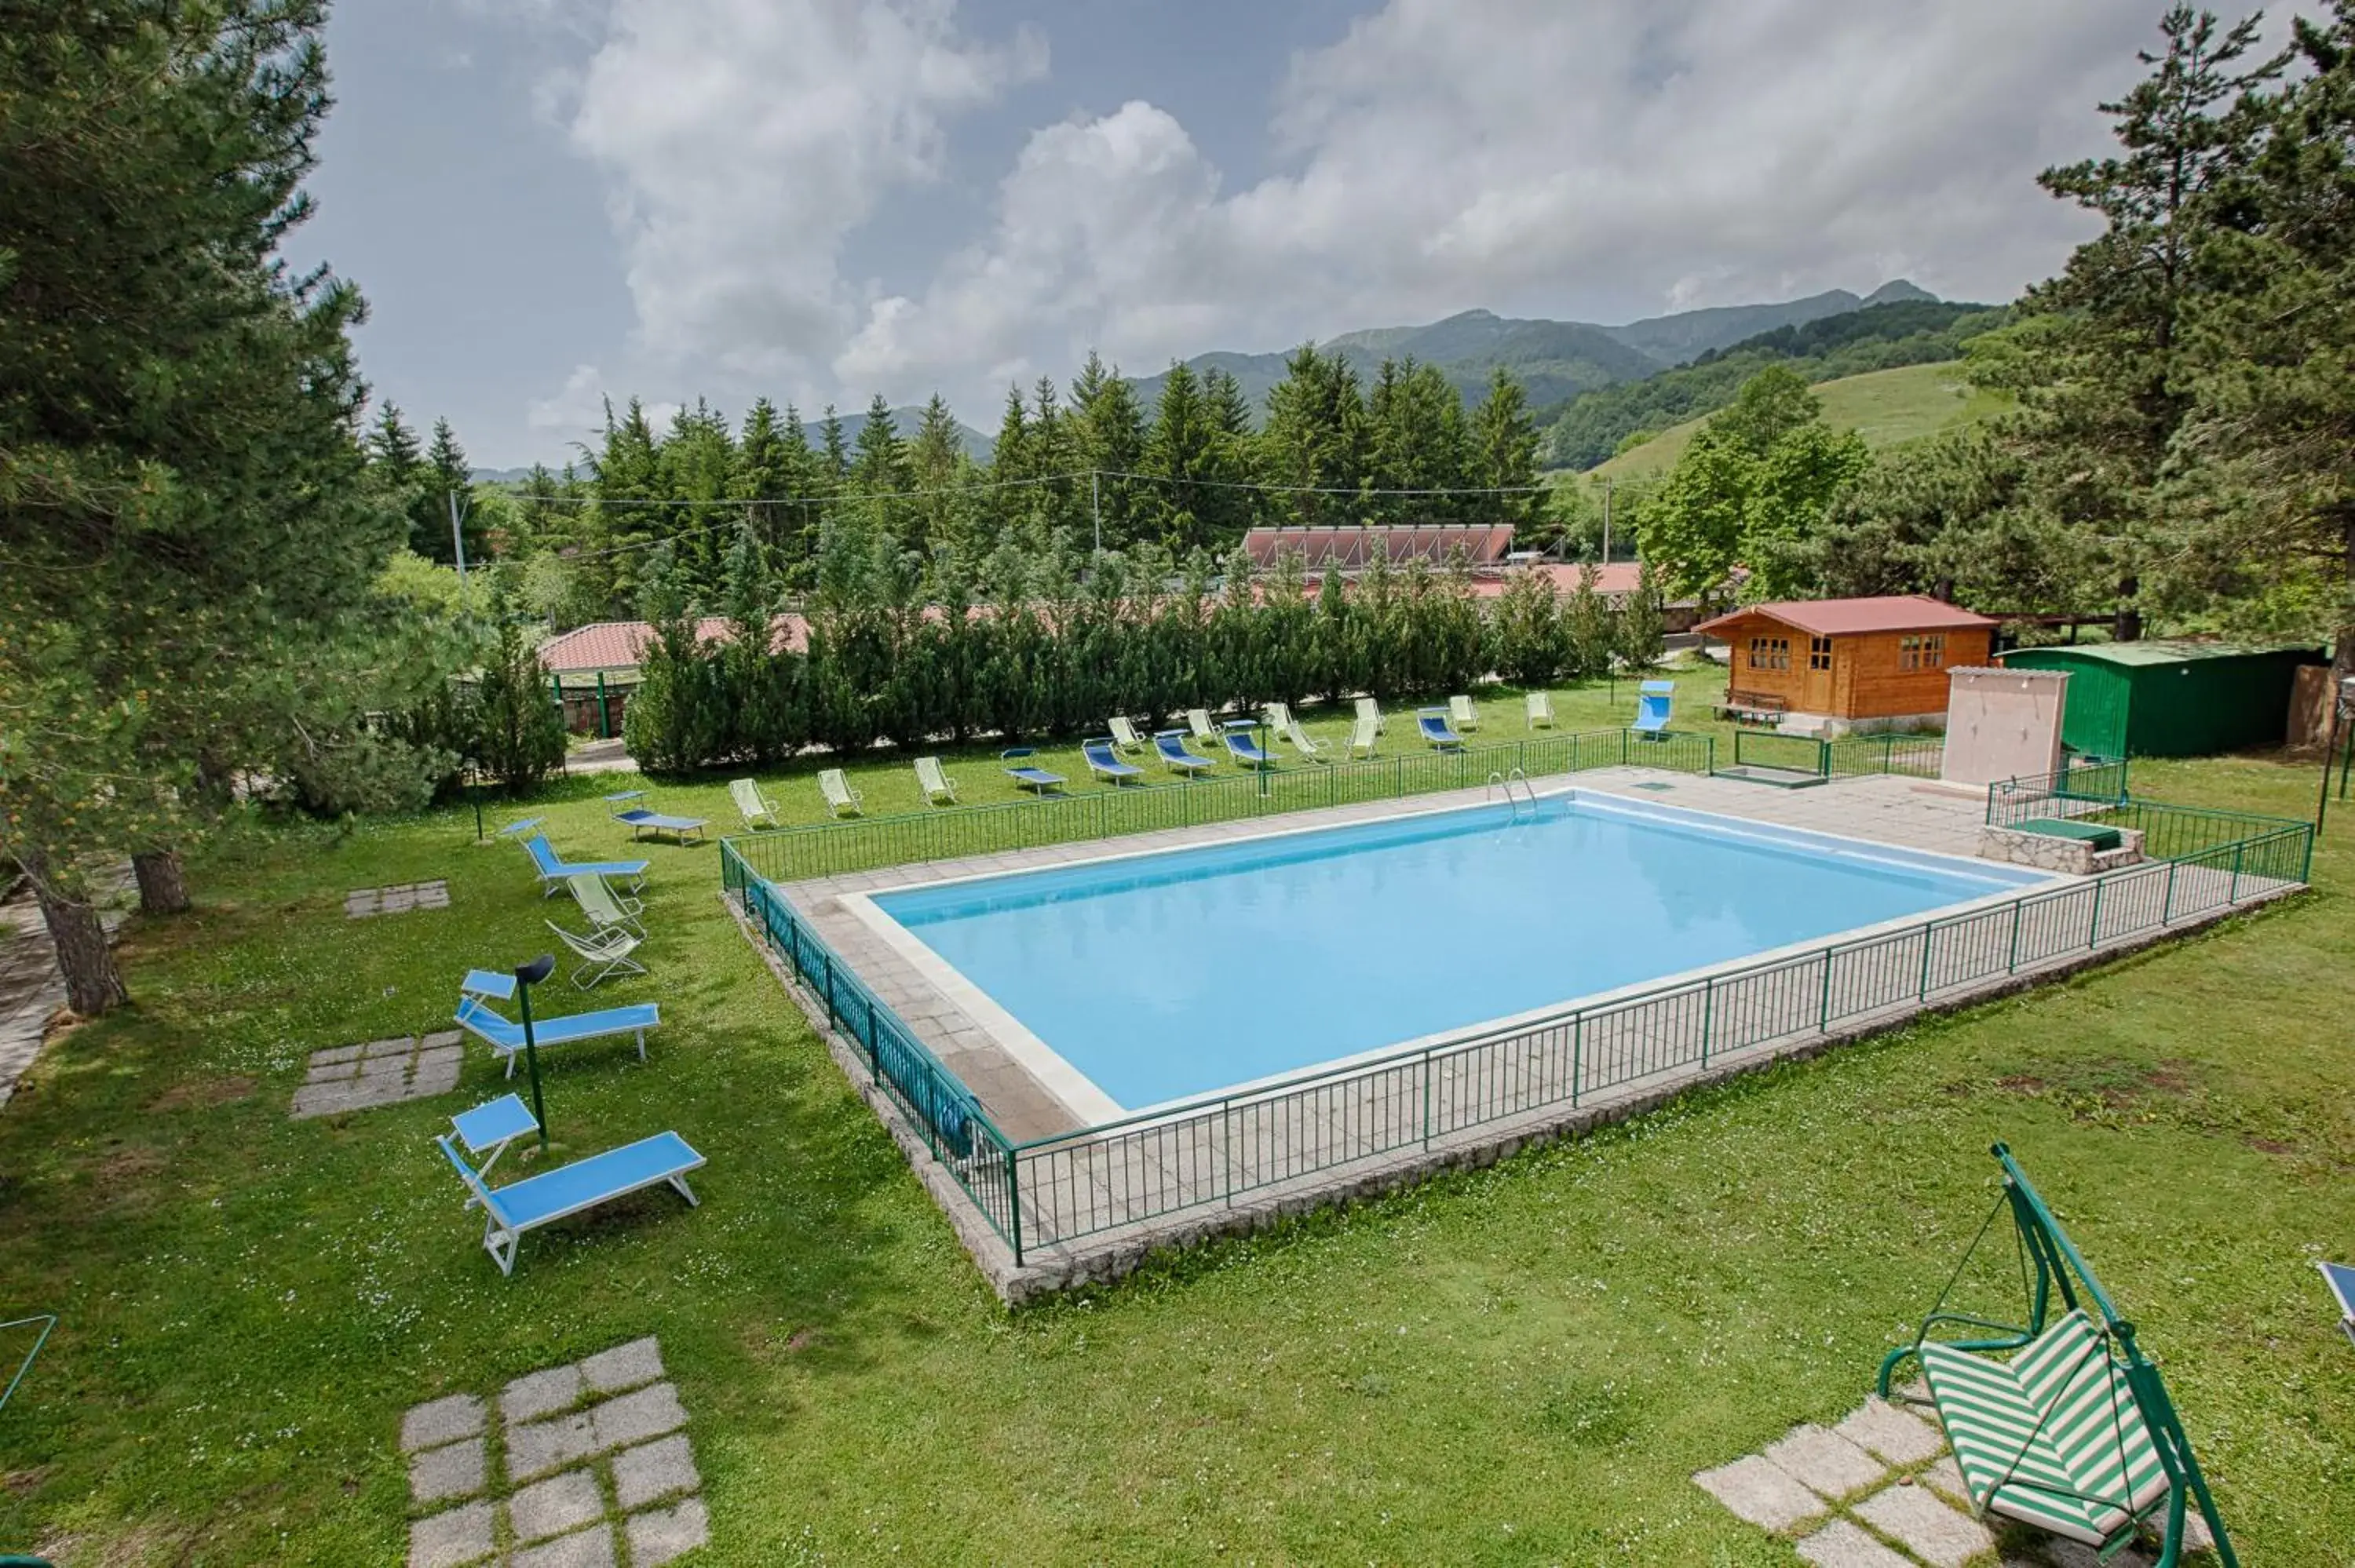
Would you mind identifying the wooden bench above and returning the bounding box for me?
[1713,689,1787,727]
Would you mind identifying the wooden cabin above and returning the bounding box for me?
[1692,595,1997,735]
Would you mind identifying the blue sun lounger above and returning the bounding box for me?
[2322,1260,2355,1347]
[455,990,661,1077]
[520,833,649,898]
[1221,721,1275,770]
[1001,748,1067,795]
[1416,708,1464,749]
[436,1097,703,1276]
[1154,728,1215,776]
[604,791,708,845]
[1082,737,1143,786]
[1632,679,1675,739]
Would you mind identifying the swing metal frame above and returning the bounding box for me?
[1876,1145,2236,1567]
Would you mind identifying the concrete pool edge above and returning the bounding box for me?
[831,786,2060,1123]
[727,770,2309,1304]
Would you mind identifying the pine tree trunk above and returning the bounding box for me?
[133,849,191,916]
[20,851,127,1017]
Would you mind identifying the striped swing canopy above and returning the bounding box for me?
[1876,1145,2238,1568]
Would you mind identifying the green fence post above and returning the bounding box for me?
[1421,1051,1433,1150]
[823,952,837,1030]
[1006,1144,1024,1267]
[1571,1014,1583,1107]
[1919,923,1934,997]
[1700,979,1714,1068]
[1819,950,1835,1030]
[595,671,609,738]
[2008,900,2023,972]
[2162,860,2177,924]
[2230,840,2245,903]
[2087,880,2104,950]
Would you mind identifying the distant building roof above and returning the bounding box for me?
[1461,562,1647,600]
[1244,524,1516,571]
[539,614,808,674]
[1694,594,1996,638]
[1995,639,2318,669]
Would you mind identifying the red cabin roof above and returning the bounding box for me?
[1693,594,1995,639]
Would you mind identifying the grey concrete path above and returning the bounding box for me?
[0,866,131,1110]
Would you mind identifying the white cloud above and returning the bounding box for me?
[533,0,2160,425]
[835,0,2153,409]
[543,0,1043,392]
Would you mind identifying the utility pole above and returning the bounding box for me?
[1601,479,1612,565]
[1090,469,1102,556]
[449,490,470,597]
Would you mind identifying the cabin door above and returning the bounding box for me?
[1801,636,1835,713]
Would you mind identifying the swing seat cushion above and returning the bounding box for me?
[1921,1310,2171,1547]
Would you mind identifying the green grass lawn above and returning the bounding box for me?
[0,704,2349,1564]
[1583,363,2016,485]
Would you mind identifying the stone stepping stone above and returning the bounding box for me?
[1795,1519,1916,1567]
[346,881,451,919]
[1834,1396,1944,1466]
[1692,1454,1827,1533]
[290,1030,464,1118]
[1763,1423,1889,1501]
[1854,1482,1995,1568]
[405,1337,707,1568]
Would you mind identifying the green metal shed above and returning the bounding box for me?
[1996,641,2324,758]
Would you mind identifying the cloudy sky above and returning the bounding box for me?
[294,0,2170,468]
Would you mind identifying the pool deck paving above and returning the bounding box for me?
[739,769,2302,1303]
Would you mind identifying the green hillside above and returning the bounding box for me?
[1581,362,2013,484]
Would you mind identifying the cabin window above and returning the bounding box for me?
[1747,636,1790,672]
[1899,633,1948,671]
[1808,636,1833,671]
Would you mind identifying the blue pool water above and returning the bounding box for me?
[872,797,2041,1113]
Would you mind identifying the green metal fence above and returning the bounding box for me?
[725,727,1716,885]
[1725,731,1945,780]
[1984,759,2132,825]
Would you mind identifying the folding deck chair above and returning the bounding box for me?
[1632,679,1674,739]
[604,790,708,845]
[1347,715,1379,759]
[566,871,644,938]
[1108,716,1149,754]
[1448,694,1481,733]
[436,1096,703,1275]
[818,768,863,819]
[1355,696,1386,735]
[914,756,959,805]
[545,917,648,990]
[1186,709,1218,741]
[729,778,780,830]
[1526,691,1556,729]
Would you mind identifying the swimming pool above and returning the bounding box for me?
[860,793,2047,1117]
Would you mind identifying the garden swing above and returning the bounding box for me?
[1875,1146,2236,1567]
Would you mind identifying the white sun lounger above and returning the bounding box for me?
[1347,715,1378,759]
[1355,696,1386,735]
[1526,691,1556,729]
[1448,694,1481,733]
[729,778,780,830]
[546,917,647,989]
[915,756,958,805]
[818,768,863,818]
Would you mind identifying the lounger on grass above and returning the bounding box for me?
[1186,708,1218,741]
[1083,738,1143,785]
[729,778,780,830]
[456,990,661,1074]
[1417,708,1465,749]
[1155,729,1216,776]
[1355,696,1386,735]
[2322,1260,2355,1347]
[520,833,648,899]
[546,917,647,989]
[1222,723,1276,770]
[1347,715,1378,759]
[567,871,644,938]
[915,756,959,805]
[1526,691,1556,729]
[818,768,863,819]
[1108,716,1148,753]
[437,1100,703,1276]
[1001,749,1067,795]
[1449,695,1481,733]
[1261,702,1295,738]
[1279,714,1329,762]
[605,790,708,845]
[1632,679,1674,738]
